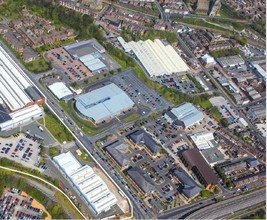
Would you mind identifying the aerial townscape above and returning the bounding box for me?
[0,0,266,219]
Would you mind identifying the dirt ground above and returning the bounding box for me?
[92,167,130,214]
[23,192,52,220]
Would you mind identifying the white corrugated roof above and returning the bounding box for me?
[0,104,43,131]
[190,131,215,150]
[0,46,32,111]
[48,82,73,100]
[125,38,189,76]
[53,152,117,214]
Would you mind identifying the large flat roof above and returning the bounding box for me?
[165,103,204,128]
[0,46,32,111]
[75,83,134,122]
[190,131,215,150]
[54,152,117,215]
[0,104,43,131]
[48,82,73,100]
[126,39,189,76]
[64,39,105,58]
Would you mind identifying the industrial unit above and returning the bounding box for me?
[75,83,135,124]
[54,152,117,215]
[64,39,107,73]
[120,38,189,76]
[189,131,225,166]
[164,103,204,129]
[189,131,216,150]
[0,46,44,131]
[48,82,73,100]
[216,55,245,68]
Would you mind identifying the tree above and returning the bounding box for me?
[220,118,229,128]
[200,189,212,197]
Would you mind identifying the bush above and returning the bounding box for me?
[49,147,60,157]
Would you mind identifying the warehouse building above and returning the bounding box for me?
[189,131,225,166]
[0,46,44,111]
[75,83,135,124]
[0,46,44,131]
[124,39,189,76]
[248,104,266,120]
[64,39,107,73]
[0,104,43,131]
[189,131,216,150]
[54,152,117,215]
[216,55,245,68]
[164,103,204,129]
[48,82,73,100]
[200,147,225,167]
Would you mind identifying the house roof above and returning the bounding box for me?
[105,142,131,168]
[173,168,202,199]
[127,167,154,194]
[182,148,218,185]
[245,158,259,168]
[128,130,161,154]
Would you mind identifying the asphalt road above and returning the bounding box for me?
[176,34,266,155]
[0,40,151,219]
[185,188,266,219]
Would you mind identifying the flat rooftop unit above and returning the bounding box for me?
[75,83,135,123]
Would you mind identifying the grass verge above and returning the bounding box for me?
[54,191,84,219]
[60,101,109,135]
[123,113,140,122]
[38,105,73,143]
[78,149,94,163]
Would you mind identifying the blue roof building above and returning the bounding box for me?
[75,83,135,124]
[164,103,204,128]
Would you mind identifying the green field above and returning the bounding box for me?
[25,57,52,73]
[219,4,244,19]
[78,149,94,163]
[54,191,84,219]
[123,113,140,122]
[173,18,227,32]
[199,100,212,110]
[49,146,60,157]
[38,106,73,143]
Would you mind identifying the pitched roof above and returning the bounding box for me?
[127,167,154,194]
[182,148,218,185]
[105,142,131,168]
[128,130,161,154]
[173,168,202,198]
[245,157,259,168]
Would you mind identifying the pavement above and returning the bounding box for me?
[0,41,152,219]
[176,33,266,158]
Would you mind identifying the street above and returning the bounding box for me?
[185,188,266,219]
